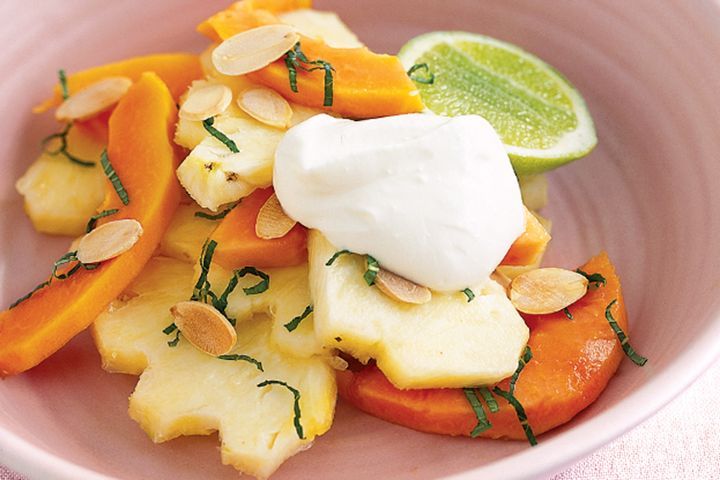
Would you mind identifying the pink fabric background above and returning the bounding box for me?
[2,361,718,479]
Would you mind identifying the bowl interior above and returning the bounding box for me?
[2,0,720,479]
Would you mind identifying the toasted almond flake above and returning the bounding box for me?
[237,86,293,129]
[328,355,349,371]
[55,76,132,122]
[375,269,432,305]
[76,219,143,264]
[256,193,297,239]
[179,84,233,121]
[509,267,589,315]
[170,301,237,356]
[212,24,299,76]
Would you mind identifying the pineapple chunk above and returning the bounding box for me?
[278,9,363,48]
[308,231,529,389]
[16,126,106,236]
[157,204,218,263]
[205,263,324,358]
[92,257,336,479]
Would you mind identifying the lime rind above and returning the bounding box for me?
[398,31,597,175]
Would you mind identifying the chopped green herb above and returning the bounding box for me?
[364,255,380,286]
[605,299,648,366]
[202,117,239,153]
[233,267,270,295]
[576,269,607,288]
[462,288,475,302]
[167,330,181,347]
[491,346,537,446]
[162,323,178,335]
[86,209,120,233]
[325,249,351,266]
[407,63,435,84]
[478,387,499,413]
[492,387,537,446]
[284,305,313,332]
[9,250,97,309]
[41,123,96,167]
[563,307,574,320]
[191,239,219,304]
[463,388,492,437]
[284,42,335,106]
[9,280,50,309]
[257,380,305,439]
[217,354,264,371]
[194,201,240,221]
[101,150,129,205]
[58,69,70,100]
[509,346,533,395]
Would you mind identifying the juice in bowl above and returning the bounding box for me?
[4,0,720,479]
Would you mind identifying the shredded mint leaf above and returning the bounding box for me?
[407,63,435,84]
[284,305,313,332]
[491,345,537,446]
[364,255,380,286]
[576,269,607,288]
[9,280,51,309]
[194,201,240,221]
[462,288,476,302]
[563,307,574,320]
[162,323,178,335]
[202,117,239,153]
[492,387,537,446]
[41,123,96,167]
[167,330,181,347]
[217,354,264,372]
[325,249,351,266]
[284,42,335,107]
[101,150,129,205]
[191,239,219,304]
[86,209,119,233]
[605,299,648,366]
[478,387,499,413]
[234,267,270,295]
[257,380,305,439]
[58,69,70,100]
[509,346,533,396]
[463,388,492,437]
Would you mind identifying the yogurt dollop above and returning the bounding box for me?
[273,113,525,292]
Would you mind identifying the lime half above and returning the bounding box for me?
[398,31,597,174]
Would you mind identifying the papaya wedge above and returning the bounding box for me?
[198,1,423,118]
[0,73,182,376]
[34,53,203,114]
[338,252,630,440]
[211,187,307,269]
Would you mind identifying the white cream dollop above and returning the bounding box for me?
[273,113,525,292]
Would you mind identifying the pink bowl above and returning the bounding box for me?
[2,0,720,478]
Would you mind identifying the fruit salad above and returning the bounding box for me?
[0,1,647,478]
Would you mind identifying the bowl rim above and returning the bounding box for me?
[3,0,720,478]
[1,317,720,480]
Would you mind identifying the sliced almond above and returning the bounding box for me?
[375,269,432,305]
[509,268,589,315]
[255,193,297,239]
[179,83,233,121]
[170,301,237,356]
[212,24,299,76]
[55,76,132,122]
[237,86,293,129]
[76,219,143,264]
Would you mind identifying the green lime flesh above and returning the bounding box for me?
[399,32,597,175]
